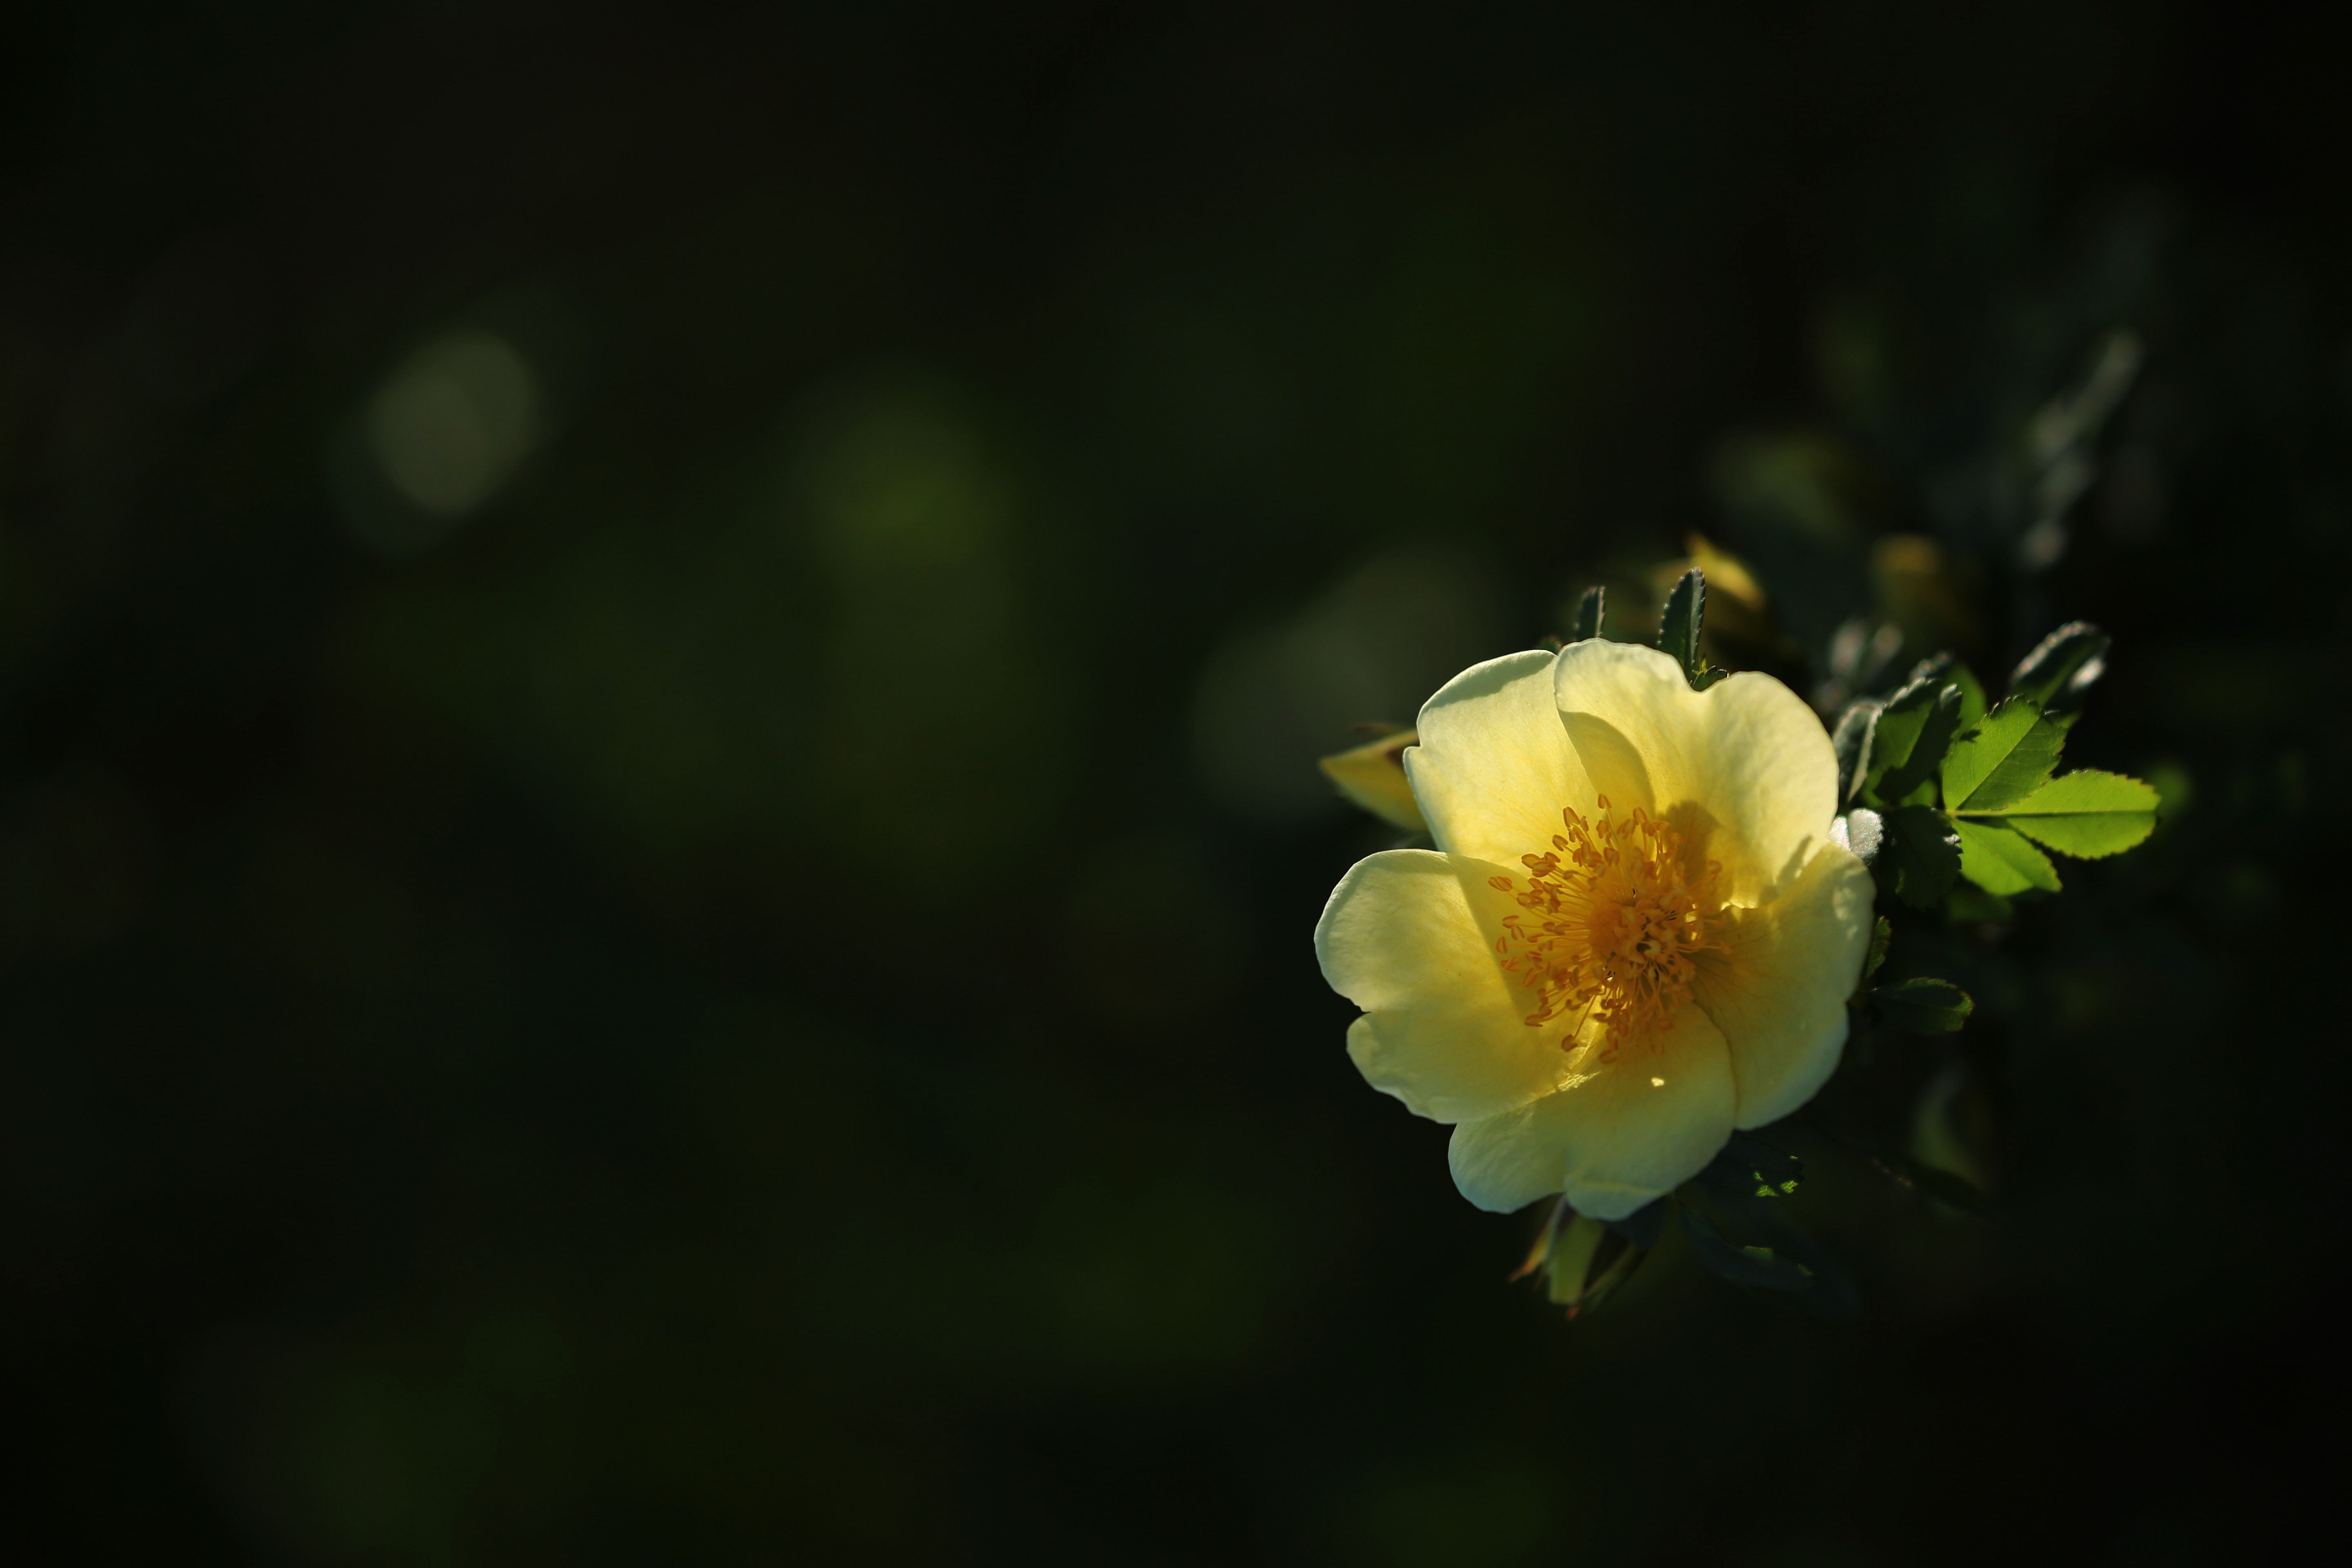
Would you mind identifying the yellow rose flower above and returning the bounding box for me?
[1314,642,1875,1220]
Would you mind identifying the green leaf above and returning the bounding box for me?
[1876,684,1964,802]
[1869,975,1974,1033]
[1949,664,1988,729]
[1863,674,1942,795]
[1679,1206,1814,1292]
[1831,701,1880,803]
[1993,769,2160,858]
[2007,621,2110,718]
[1682,1138,1859,1316]
[1570,585,1606,642]
[1953,818,2061,895]
[1657,568,1709,690]
[1941,697,2065,810]
[1695,1132,1802,1201]
[1902,653,1985,727]
[1880,804,1961,907]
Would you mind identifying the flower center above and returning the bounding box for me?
[1486,796,1726,1048]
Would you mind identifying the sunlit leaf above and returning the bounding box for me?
[1949,663,1988,729]
[1941,697,2065,810]
[1993,769,2160,858]
[1953,817,2061,894]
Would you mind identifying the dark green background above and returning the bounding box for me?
[2,2,2344,1561]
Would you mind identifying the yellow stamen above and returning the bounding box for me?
[1486,798,1725,1049]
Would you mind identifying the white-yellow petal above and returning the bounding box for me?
[1446,1004,1737,1221]
[1317,849,1579,1123]
[1693,842,1876,1128]
[1404,649,1594,866]
[1551,641,1837,904]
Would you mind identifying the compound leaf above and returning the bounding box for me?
[1953,817,2061,895]
[1993,769,2159,858]
[1942,698,2065,811]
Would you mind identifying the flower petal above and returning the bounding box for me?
[1552,640,1838,903]
[1405,649,1594,866]
[1446,1004,1737,1220]
[1694,841,1875,1128]
[1317,849,1579,1123]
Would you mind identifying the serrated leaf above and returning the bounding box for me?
[1993,769,2160,858]
[1690,665,1729,690]
[1877,684,1964,801]
[1570,585,1606,642]
[1900,655,1985,728]
[1832,700,1880,803]
[1880,804,1961,907]
[1949,664,1988,728]
[2007,621,2110,717]
[1863,915,1892,982]
[1941,698,2065,810]
[1679,1206,1814,1292]
[1864,674,1943,795]
[1870,975,1974,1033]
[1657,568,1707,688]
[1953,818,2061,895]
